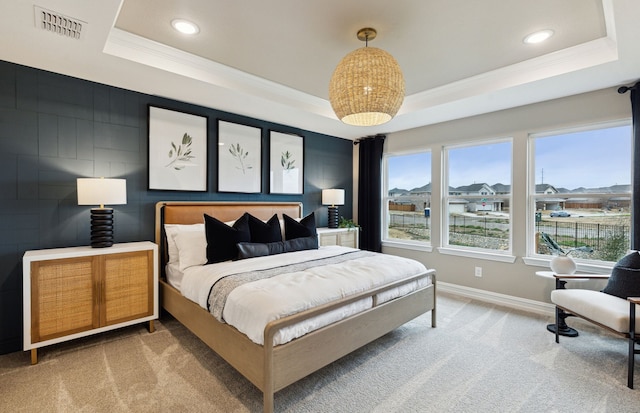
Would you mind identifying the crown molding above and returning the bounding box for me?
[103,28,334,118]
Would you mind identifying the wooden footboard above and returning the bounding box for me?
[265,274,435,405]
[161,271,435,413]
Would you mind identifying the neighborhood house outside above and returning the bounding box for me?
[388,182,631,262]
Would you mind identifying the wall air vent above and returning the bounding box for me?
[34,6,85,40]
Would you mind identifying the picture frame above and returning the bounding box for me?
[148,106,208,191]
[217,120,262,193]
[269,131,304,194]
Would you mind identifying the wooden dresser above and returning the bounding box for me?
[23,241,158,364]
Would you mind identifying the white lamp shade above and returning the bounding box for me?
[77,178,127,206]
[322,189,345,206]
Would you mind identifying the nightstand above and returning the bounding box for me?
[317,227,359,248]
[23,241,158,364]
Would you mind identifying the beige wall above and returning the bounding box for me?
[377,87,631,303]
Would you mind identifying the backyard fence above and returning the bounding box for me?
[389,213,428,227]
[389,202,416,212]
[534,221,629,251]
[389,212,630,260]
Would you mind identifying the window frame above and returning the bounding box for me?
[524,120,632,272]
[382,149,433,251]
[440,137,515,261]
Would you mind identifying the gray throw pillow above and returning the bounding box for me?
[602,252,640,299]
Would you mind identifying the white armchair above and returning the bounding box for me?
[551,271,640,388]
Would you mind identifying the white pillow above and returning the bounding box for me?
[164,223,204,264]
[173,230,208,271]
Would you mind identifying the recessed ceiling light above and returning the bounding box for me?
[523,29,554,44]
[171,19,199,35]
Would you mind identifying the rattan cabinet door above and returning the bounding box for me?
[101,250,154,326]
[30,256,100,343]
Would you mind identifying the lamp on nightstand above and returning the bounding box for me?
[322,188,345,229]
[77,177,127,248]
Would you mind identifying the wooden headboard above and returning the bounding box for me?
[154,201,303,274]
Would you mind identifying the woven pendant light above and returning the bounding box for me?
[329,28,405,126]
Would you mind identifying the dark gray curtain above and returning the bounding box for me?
[357,135,385,252]
[619,81,640,249]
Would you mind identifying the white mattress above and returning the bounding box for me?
[177,246,431,345]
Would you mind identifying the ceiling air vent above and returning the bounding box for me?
[34,6,85,40]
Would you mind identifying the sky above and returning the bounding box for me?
[388,151,431,190]
[534,125,631,189]
[387,124,632,191]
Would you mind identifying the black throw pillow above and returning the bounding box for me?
[237,236,319,260]
[204,213,250,264]
[247,213,282,243]
[602,252,640,299]
[283,212,317,240]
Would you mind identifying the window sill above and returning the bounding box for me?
[522,256,613,274]
[437,247,516,263]
[382,240,432,252]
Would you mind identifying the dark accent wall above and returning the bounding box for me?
[0,60,353,354]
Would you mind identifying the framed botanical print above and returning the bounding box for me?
[217,120,262,193]
[148,106,208,191]
[269,131,304,194]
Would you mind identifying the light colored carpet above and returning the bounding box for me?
[1,292,639,412]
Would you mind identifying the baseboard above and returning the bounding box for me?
[437,281,555,316]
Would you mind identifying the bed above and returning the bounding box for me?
[154,201,436,412]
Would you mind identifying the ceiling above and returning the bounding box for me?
[1,0,639,139]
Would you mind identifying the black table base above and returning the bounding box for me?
[548,278,579,337]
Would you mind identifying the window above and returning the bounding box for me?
[383,151,431,245]
[530,122,632,263]
[443,139,513,253]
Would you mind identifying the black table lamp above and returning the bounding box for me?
[322,189,345,229]
[77,177,127,248]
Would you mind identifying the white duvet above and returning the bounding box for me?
[179,246,431,345]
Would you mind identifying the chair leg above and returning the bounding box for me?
[629,302,636,389]
[629,338,635,389]
[555,306,560,343]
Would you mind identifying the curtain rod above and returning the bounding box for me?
[618,81,640,94]
[354,134,386,145]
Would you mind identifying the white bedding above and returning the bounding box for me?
[165,262,184,290]
[178,246,431,345]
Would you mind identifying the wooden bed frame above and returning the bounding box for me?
[154,201,436,412]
